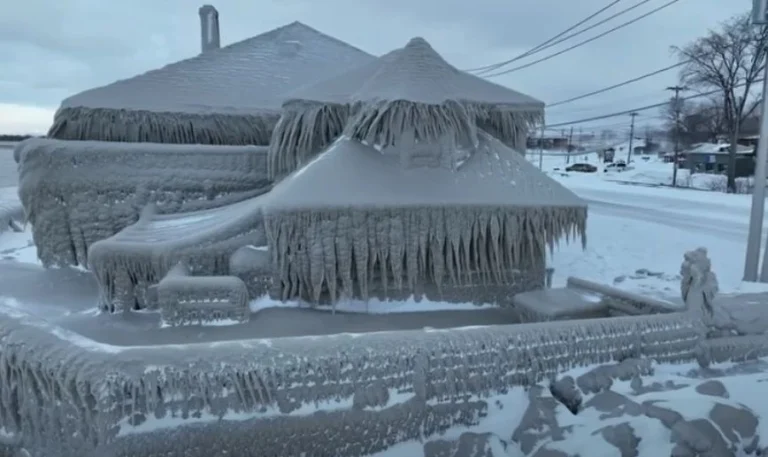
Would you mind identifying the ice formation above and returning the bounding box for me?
[267,37,544,179]
[15,139,271,267]
[88,197,267,311]
[48,21,375,145]
[0,196,24,233]
[264,133,586,304]
[262,36,582,304]
[0,300,709,457]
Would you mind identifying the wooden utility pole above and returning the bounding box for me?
[627,112,638,163]
[667,86,687,187]
[566,126,574,164]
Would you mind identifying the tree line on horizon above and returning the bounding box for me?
[0,134,38,142]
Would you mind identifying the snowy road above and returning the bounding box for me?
[585,197,753,242]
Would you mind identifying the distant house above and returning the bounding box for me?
[684,143,755,177]
[527,133,569,150]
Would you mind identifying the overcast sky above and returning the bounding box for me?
[0,0,749,135]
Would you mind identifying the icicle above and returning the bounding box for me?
[48,106,278,145]
[346,100,478,151]
[267,102,350,180]
[351,211,369,299]
[389,213,405,290]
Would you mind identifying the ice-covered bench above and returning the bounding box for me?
[157,262,249,327]
[513,276,680,322]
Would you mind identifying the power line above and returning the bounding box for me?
[546,61,689,108]
[545,79,763,128]
[482,0,681,78]
[465,0,623,73]
[473,0,652,75]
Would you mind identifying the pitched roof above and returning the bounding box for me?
[264,132,585,211]
[285,37,543,110]
[60,22,376,115]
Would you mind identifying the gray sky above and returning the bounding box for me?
[0,0,749,134]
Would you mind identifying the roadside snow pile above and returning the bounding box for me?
[376,359,768,457]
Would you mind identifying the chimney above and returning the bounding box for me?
[198,5,220,54]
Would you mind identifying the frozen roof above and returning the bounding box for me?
[687,143,753,155]
[268,37,544,177]
[265,132,585,211]
[285,37,544,110]
[60,22,376,115]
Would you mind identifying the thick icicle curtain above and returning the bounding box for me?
[48,106,280,145]
[267,98,543,179]
[264,205,586,303]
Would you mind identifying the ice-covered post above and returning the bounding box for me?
[744,0,768,282]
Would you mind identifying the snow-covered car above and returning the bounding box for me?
[565,163,598,173]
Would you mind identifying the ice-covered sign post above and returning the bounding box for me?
[744,0,768,282]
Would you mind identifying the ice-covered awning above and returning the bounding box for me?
[268,37,544,177]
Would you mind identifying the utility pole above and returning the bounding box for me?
[538,123,546,170]
[566,126,574,164]
[667,86,686,187]
[627,112,638,163]
[745,58,768,281]
[745,1,768,282]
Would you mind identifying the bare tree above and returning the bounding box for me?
[662,97,727,147]
[672,13,768,192]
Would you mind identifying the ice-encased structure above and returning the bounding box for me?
[83,37,573,312]
[261,37,584,304]
[88,196,268,311]
[264,132,585,304]
[268,37,543,179]
[48,19,375,145]
[15,139,271,267]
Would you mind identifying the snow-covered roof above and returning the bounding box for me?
[687,143,753,155]
[285,37,543,110]
[267,37,544,177]
[60,22,376,115]
[265,132,585,210]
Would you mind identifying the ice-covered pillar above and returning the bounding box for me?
[198,5,220,54]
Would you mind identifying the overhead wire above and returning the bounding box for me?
[546,61,689,108]
[545,79,764,128]
[482,0,681,77]
[464,0,623,74]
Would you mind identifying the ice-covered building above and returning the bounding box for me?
[268,39,543,178]
[47,6,375,145]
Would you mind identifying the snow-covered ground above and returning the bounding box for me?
[528,150,768,299]
[375,360,768,457]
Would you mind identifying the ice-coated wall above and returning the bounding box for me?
[0,305,713,457]
[14,139,271,268]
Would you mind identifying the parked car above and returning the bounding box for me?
[565,163,598,173]
[604,161,627,172]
